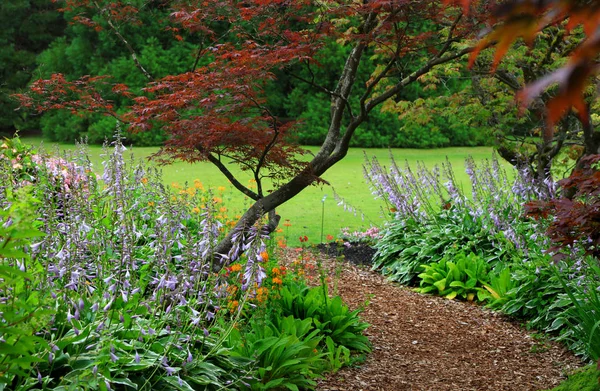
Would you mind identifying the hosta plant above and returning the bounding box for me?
[416,252,490,301]
[225,316,325,391]
[479,265,517,309]
[276,281,371,353]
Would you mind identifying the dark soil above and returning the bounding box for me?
[316,242,376,266]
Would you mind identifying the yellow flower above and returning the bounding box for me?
[171,182,180,189]
[194,179,204,189]
[217,186,226,192]
[148,201,155,207]
[192,207,201,214]
[213,197,222,204]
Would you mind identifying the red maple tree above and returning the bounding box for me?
[18,0,493,268]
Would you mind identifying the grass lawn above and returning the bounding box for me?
[23,137,505,245]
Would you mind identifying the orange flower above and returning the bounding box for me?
[326,234,334,241]
[271,267,280,275]
[192,207,201,214]
[228,300,239,312]
[256,287,268,303]
[229,264,242,272]
[220,206,227,213]
[141,177,148,184]
[260,251,269,262]
[217,186,226,192]
[283,220,292,227]
[148,201,155,207]
[272,277,283,285]
[390,207,397,213]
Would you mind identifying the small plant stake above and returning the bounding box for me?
[321,195,327,244]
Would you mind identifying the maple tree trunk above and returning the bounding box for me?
[211,37,373,271]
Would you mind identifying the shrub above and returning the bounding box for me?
[415,252,490,301]
[276,281,371,353]
[226,316,325,390]
[0,136,371,389]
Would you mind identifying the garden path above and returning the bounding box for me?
[281,248,583,391]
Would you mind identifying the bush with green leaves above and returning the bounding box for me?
[478,265,517,309]
[553,257,600,361]
[373,210,511,285]
[0,138,274,389]
[415,252,490,301]
[0,188,51,388]
[275,281,371,353]
[225,316,325,391]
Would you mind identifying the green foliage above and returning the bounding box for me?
[373,212,509,285]
[415,252,490,301]
[33,7,198,145]
[0,136,372,390]
[556,258,600,361]
[479,265,517,309]
[276,282,371,353]
[543,365,600,391]
[501,258,571,330]
[0,0,65,134]
[323,336,351,373]
[0,188,51,388]
[226,316,325,391]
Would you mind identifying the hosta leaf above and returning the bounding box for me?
[445,291,458,300]
[483,285,501,300]
[433,278,447,292]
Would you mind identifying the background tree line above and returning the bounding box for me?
[2,0,596,168]
[0,0,519,149]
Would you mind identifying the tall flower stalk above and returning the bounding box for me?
[364,152,556,248]
[0,137,253,389]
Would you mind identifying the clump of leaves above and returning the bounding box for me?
[276,281,371,353]
[415,252,490,301]
[479,265,517,309]
[225,316,325,391]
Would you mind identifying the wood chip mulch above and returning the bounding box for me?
[279,248,583,391]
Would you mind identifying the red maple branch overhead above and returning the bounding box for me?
[15,73,120,117]
[453,0,600,134]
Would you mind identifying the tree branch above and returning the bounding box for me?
[203,150,260,200]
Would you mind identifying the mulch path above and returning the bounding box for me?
[280,246,583,391]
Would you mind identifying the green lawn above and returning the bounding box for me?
[24,137,504,245]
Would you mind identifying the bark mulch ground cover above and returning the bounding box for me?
[280,245,583,391]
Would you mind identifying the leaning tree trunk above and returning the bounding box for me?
[210,38,373,272]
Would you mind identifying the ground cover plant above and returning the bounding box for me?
[0,136,369,390]
[365,150,600,364]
